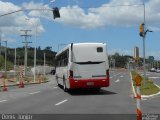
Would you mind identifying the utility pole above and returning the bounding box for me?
[0,30,2,56]
[139,1,152,86]
[20,30,32,76]
[44,52,46,80]
[3,41,7,78]
[14,48,17,82]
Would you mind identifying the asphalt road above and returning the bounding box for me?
[0,70,159,119]
[140,71,160,86]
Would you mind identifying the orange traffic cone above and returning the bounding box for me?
[18,82,24,88]
[21,81,24,88]
[2,85,8,91]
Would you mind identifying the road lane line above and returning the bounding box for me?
[149,77,160,79]
[120,75,124,77]
[29,91,40,95]
[142,98,147,101]
[110,73,121,78]
[55,99,68,106]
[115,79,120,83]
[0,100,7,103]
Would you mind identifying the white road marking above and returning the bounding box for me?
[115,79,120,83]
[149,77,160,79]
[29,91,40,95]
[111,73,121,78]
[55,99,68,106]
[142,98,147,101]
[120,76,124,77]
[141,74,150,76]
[0,100,7,103]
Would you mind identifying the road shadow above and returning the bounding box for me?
[58,85,117,96]
[68,88,117,96]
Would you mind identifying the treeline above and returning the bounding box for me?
[0,46,56,70]
[109,52,153,68]
[109,53,132,68]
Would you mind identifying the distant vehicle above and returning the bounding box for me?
[50,69,55,75]
[156,69,160,73]
[150,68,156,72]
[55,43,110,92]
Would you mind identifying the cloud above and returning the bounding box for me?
[0,1,45,35]
[58,6,104,29]
[56,0,160,29]
[1,0,160,34]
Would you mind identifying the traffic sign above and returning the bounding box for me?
[134,74,142,86]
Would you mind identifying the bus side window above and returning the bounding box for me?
[97,47,103,52]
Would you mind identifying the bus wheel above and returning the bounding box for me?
[56,75,60,87]
[63,79,67,92]
[95,88,101,92]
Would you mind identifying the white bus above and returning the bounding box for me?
[55,43,110,92]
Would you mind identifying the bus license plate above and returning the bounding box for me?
[87,82,94,86]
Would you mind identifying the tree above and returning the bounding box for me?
[44,46,52,51]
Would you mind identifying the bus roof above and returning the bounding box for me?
[56,43,106,56]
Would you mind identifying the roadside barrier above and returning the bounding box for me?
[134,74,142,120]
[18,68,25,88]
[1,73,8,91]
[2,78,8,91]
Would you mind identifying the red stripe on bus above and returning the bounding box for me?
[69,77,110,89]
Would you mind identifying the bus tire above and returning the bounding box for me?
[63,78,67,92]
[95,88,101,92]
[56,75,60,87]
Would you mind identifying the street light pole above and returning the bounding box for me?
[0,30,1,56]
[141,2,153,86]
[3,41,7,78]
[14,48,17,82]
[44,52,46,80]
[25,18,38,83]
[34,23,37,83]
[142,1,146,86]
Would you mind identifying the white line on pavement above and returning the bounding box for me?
[55,99,68,106]
[149,77,160,79]
[120,76,124,77]
[142,98,147,101]
[111,73,121,78]
[29,91,40,95]
[115,79,120,83]
[0,100,7,103]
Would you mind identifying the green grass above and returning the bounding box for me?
[131,71,160,95]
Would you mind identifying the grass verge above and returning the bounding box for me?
[131,71,160,95]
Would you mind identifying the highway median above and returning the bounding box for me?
[130,71,160,96]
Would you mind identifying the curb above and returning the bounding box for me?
[0,80,49,87]
[130,72,136,98]
[142,83,160,98]
[130,71,160,98]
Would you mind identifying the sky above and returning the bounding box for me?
[0,0,160,59]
